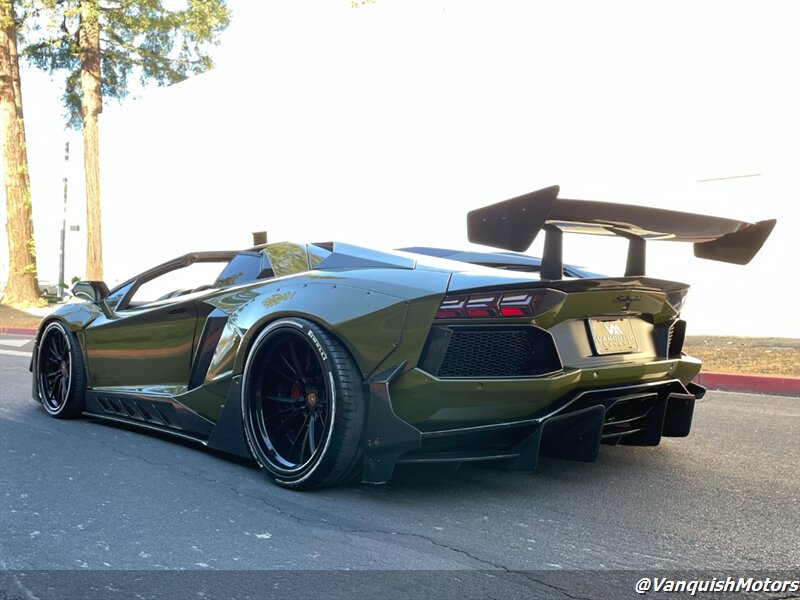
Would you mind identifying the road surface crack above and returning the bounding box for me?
[211,475,508,568]
[517,572,593,600]
[187,473,593,599]
[32,431,594,596]
[35,431,517,571]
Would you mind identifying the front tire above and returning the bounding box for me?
[241,318,367,490]
[37,321,86,419]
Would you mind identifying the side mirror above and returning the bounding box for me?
[71,281,110,303]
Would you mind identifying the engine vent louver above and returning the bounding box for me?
[420,325,562,379]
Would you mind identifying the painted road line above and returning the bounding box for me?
[0,349,32,357]
[0,338,31,348]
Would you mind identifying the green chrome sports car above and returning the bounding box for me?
[31,186,776,489]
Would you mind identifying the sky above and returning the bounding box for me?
[2,0,799,337]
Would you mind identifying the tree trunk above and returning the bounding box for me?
[80,0,103,281]
[0,0,39,305]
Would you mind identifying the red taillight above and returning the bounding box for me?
[465,295,498,317]
[435,309,459,319]
[436,290,549,319]
[435,296,466,319]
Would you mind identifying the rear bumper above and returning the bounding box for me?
[361,361,706,484]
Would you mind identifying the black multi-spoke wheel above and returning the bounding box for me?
[37,321,85,419]
[254,333,331,470]
[242,319,367,490]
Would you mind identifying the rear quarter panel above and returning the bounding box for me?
[206,269,451,380]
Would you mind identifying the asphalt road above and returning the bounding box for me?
[1,333,798,599]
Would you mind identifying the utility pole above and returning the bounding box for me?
[58,142,69,299]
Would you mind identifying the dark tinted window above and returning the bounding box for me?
[214,253,265,288]
[104,283,133,311]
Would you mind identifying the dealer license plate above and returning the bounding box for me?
[588,318,639,355]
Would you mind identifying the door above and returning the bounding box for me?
[83,258,229,390]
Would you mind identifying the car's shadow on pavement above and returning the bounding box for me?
[76,406,684,502]
[329,443,684,501]
[66,403,691,512]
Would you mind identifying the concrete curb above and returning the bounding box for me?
[694,371,800,397]
[2,325,798,396]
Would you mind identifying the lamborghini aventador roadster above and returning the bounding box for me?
[31,185,776,489]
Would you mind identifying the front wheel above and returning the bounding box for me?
[241,318,367,490]
[37,321,86,419]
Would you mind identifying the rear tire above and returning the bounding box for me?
[241,318,367,490]
[37,321,86,419]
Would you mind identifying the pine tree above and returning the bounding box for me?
[24,0,230,279]
[1,0,39,305]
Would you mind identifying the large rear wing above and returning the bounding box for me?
[467,185,776,280]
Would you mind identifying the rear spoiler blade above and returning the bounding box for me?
[467,185,776,278]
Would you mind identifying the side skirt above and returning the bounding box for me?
[83,380,254,460]
[84,390,215,440]
[83,410,208,445]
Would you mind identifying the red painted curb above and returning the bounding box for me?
[695,371,800,396]
[0,327,37,335]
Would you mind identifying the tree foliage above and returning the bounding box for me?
[23,0,230,128]
[14,0,229,280]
